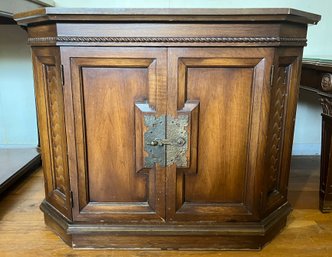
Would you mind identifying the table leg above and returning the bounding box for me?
[319,96,332,212]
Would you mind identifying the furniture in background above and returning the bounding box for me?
[301,59,332,213]
[0,0,54,194]
[0,0,53,23]
[15,8,319,250]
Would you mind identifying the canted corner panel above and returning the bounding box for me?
[168,55,267,222]
[266,65,289,197]
[264,55,299,212]
[69,55,165,222]
[33,52,71,218]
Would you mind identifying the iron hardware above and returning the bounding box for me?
[144,114,189,168]
[147,137,186,147]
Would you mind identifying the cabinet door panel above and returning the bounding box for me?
[83,67,148,202]
[166,48,274,222]
[63,47,167,222]
[184,67,252,203]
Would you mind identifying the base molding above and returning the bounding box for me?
[40,200,291,250]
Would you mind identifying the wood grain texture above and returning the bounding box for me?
[82,65,149,203]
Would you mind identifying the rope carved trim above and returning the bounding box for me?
[28,36,307,44]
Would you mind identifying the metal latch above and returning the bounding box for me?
[144,115,189,168]
[147,137,186,147]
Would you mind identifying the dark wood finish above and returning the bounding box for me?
[0,148,41,195]
[15,8,319,250]
[301,59,332,213]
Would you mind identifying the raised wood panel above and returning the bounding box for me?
[166,48,274,222]
[82,65,149,203]
[263,50,302,215]
[64,48,167,223]
[184,66,252,204]
[32,47,71,218]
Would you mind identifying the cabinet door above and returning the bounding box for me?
[62,47,167,223]
[166,48,274,222]
[32,47,72,219]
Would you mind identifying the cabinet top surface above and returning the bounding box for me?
[14,7,320,25]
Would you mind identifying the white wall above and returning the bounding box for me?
[0,25,38,148]
[293,91,321,155]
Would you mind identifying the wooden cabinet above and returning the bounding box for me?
[15,8,320,250]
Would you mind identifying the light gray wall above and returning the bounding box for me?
[0,25,38,148]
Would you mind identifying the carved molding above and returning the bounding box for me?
[28,36,307,45]
[321,73,332,92]
[320,96,332,116]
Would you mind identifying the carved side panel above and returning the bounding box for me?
[266,65,289,195]
[32,48,71,218]
[45,65,67,195]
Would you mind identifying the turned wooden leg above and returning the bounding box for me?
[319,73,332,212]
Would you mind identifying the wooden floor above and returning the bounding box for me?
[0,157,332,257]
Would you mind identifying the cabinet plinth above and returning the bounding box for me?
[15,8,320,250]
